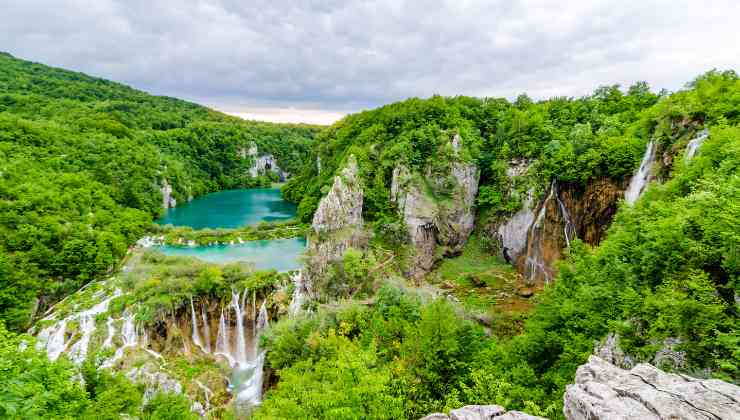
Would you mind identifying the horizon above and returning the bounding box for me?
[2,1,739,124]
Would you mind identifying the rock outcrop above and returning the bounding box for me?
[421,405,546,420]
[564,356,740,420]
[160,180,177,209]
[392,133,479,279]
[511,177,625,285]
[302,155,367,297]
[245,143,289,181]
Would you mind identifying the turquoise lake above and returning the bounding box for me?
[157,188,297,229]
[155,238,306,271]
[154,188,304,270]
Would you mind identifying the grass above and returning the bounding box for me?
[425,235,536,332]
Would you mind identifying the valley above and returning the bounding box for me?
[0,52,738,420]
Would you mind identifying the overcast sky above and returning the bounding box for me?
[2,1,738,124]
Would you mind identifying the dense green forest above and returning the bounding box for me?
[0,52,319,330]
[0,50,738,420]
[267,70,739,418]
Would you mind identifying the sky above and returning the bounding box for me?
[1,0,738,125]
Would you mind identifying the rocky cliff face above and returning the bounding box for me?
[160,179,177,209]
[245,143,289,181]
[421,405,546,420]
[302,155,367,298]
[488,174,625,285]
[33,267,285,417]
[391,133,479,279]
[564,356,740,420]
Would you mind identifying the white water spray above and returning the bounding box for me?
[625,140,656,204]
[684,129,709,163]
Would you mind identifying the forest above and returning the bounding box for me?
[0,52,319,331]
[0,51,738,419]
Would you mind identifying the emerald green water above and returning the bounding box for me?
[155,238,306,270]
[157,188,297,229]
[155,188,304,270]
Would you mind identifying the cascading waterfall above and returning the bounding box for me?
[288,270,305,316]
[232,290,248,366]
[685,128,709,162]
[103,317,116,349]
[200,303,211,353]
[625,140,656,204]
[102,312,138,368]
[215,308,234,366]
[190,297,206,354]
[37,288,121,363]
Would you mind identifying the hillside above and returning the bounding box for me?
[0,52,319,329]
[0,53,737,420]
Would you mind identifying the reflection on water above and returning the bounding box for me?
[157,188,297,229]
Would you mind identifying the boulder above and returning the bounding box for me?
[563,355,740,420]
[421,405,546,420]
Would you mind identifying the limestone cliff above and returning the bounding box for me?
[392,133,479,279]
[160,179,177,209]
[302,155,367,298]
[564,356,740,420]
[245,142,289,181]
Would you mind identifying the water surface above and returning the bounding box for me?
[155,238,306,271]
[157,188,296,229]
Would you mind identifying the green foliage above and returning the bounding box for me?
[0,322,193,419]
[122,251,285,324]
[0,52,317,329]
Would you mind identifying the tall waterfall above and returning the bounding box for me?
[190,297,206,354]
[685,129,709,162]
[200,304,211,353]
[524,181,556,283]
[232,290,248,366]
[556,193,576,248]
[625,140,656,204]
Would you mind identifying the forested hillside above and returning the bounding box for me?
[0,52,319,329]
[267,70,739,418]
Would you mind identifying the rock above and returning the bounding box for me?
[126,366,183,405]
[593,333,635,369]
[516,287,534,298]
[653,337,687,370]
[441,280,456,290]
[312,155,363,234]
[467,274,486,288]
[160,180,176,209]
[392,133,479,279]
[421,405,546,420]
[563,355,740,420]
[245,142,289,181]
[303,155,367,297]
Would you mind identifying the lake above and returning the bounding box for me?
[155,188,304,270]
[155,238,306,270]
[157,188,297,229]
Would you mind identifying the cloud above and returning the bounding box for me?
[1,0,738,123]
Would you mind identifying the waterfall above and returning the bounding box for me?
[39,319,68,361]
[555,193,575,248]
[685,129,709,162]
[37,288,121,364]
[103,317,116,349]
[232,290,248,367]
[102,312,138,369]
[524,181,556,283]
[288,271,305,316]
[200,303,211,353]
[256,301,269,332]
[190,297,206,354]
[215,308,235,367]
[625,140,656,204]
